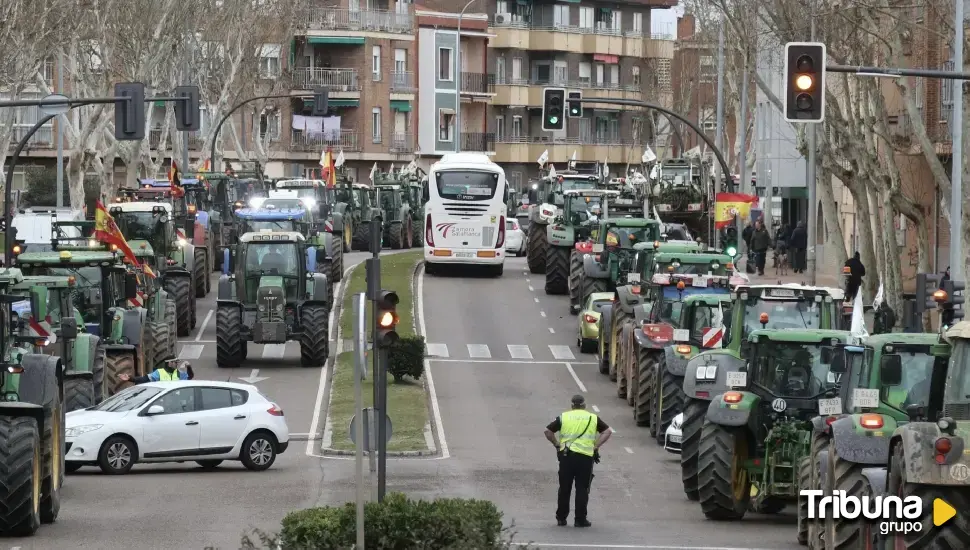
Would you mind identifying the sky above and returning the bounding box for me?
[651,5,684,39]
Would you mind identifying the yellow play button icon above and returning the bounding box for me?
[933,498,956,527]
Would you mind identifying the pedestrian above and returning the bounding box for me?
[544,394,613,527]
[843,251,866,301]
[119,357,194,384]
[750,220,772,276]
[790,221,808,273]
[940,266,951,289]
[742,221,754,253]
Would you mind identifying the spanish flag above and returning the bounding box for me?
[168,161,185,198]
[320,147,336,188]
[93,201,140,267]
[714,192,760,229]
[200,159,211,172]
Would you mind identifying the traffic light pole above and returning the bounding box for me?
[364,215,387,501]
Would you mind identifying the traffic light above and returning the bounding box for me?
[915,273,942,316]
[375,290,400,347]
[783,42,825,123]
[174,85,201,131]
[723,227,738,258]
[943,279,966,323]
[114,82,146,141]
[542,87,566,131]
[567,91,583,118]
[311,87,329,116]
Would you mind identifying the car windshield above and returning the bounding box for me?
[743,297,821,337]
[657,261,727,275]
[92,386,163,412]
[884,349,938,410]
[245,220,297,232]
[689,301,734,346]
[606,226,652,249]
[243,243,300,277]
[435,171,500,201]
[755,341,837,398]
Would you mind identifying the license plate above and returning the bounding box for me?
[819,398,842,416]
[627,273,640,283]
[726,372,747,387]
[673,329,690,342]
[455,252,475,258]
[852,388,880,408]
[669,435,682,443]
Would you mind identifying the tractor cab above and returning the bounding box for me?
[234,207,312,236]
[269,179,333,217]
[107,204,175,267]
[228,232,313,304]
[121,180,195,238]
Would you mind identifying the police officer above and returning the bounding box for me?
[544,394,613,527]
[119,357,193,384]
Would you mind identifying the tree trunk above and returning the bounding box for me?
[817,166,848,273]
[843,178,878,301]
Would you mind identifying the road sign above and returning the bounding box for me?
[354,292,367,379]
[39,94,70,116]
[349,407,393,451]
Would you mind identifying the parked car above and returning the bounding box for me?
[505,218,527,256]
[578,292,614,353]
[65,381,290,474]
[664,413,684,454]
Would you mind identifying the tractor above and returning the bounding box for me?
[372,170,416,249]
[526,168,602,274]
[406,170,427,247]
[546,189,620,298]
[109,202,198,337]
[697,329,850,521]
[579,218,663,306]
[345,183,381,252]
[216,232,331,368]
[680,284,845,502]
[0,270,71,535]
[234,205,341,285]
[197,171,254,263]
[649,157,715,245]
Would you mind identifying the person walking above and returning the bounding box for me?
[790,221,808,273]
[750,220,772,276]
[544,394,613,527]
[843,252,866,301]
[742,221,754,254]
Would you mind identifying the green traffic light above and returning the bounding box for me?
[549,116,559,124]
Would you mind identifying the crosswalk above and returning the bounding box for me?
[177,341,304,360]
[424,343,581,362]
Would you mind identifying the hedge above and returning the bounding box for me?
[387,335,426,383]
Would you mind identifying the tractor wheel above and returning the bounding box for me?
[412,219,424,247]
[0,416,42,536]
[405,220,415,248]
[352,221,371,251]
[142,322,156,376]
[300,305,329,367]
[887,455,970,549]
[64,377,95,412]
[634,347,655,426]
[329,235,344,283]
[104,352,136,397]
[164,277,192,337]
[544,246,569,295]
[597,329,609,374]
[91,345,106,405]
[526,223,547,274]
[567,249,584,313]
[680,399,706,501]
[806,430,830,548]
[388,222,404,250]
[216,306,243,368]
[190,293,197,329]
[697,419,751,520]
[343,222,353,252]
[40,401,62,524]
[609,309,630,382]
[151,323,172,367]
[655,360,685,444]
[193,248,208,298]
[582,277,609,316]
[165,300,178,348]
[616,323,631,399]
[797,456,812,546]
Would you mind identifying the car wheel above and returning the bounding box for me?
[196,460,223,470]
[98,436,136,475]
[240,431,277,471]
[66,463,83,474]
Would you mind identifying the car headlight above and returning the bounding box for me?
[66,424,103,437]
[178,238,187,247]
[301,198,316,208]
[249,197,266,208]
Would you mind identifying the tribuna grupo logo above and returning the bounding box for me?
[801,490,924,535]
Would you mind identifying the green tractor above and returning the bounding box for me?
[579,217,662,303]
[373,171,416,249]
[234,205,342,285]
[269,180,350,266]
[526,168,602,274]
[216,231,331,368]
[680,284,845,501]
[407,175,426,247]
[546,189,620,297]
[0,270,72,535]
[347,183,382,252]
[697,329,849,520]
[649,157,714,245]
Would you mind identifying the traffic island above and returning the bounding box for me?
[323,250,435,456]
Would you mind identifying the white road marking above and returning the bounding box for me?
[507,345,533,359]
[417,264,450,458]
[528,285,534,291]
[194,309,214,341]
[430,358,597,365]
[238,369,268,383]
[591,405,600,413]
[540,311,546,317]
[564,362,586,392]
[426,343,450,358]
[467,344,491,358]
[548,327,555,333]
[178,344,204,360]
[529,545,783,549]
[533,297,539,303]
[262,344,287,359]
[624,446,634,454]
[549,345,575,360]
[526,277,530,282]
[193,340,216,343]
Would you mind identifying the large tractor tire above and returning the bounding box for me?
[352,221,372,251]
[329,235,344,283]
[544,246,569,295]
[165,299,178,350]
[808,431,831,549]
[387,222,404,250]
[193,248,208,298]
[91,345,106,405]
[342,221,353,253]
[582,275,609,308]
[0,416,42,536]
[608,308,631,382]
[526,223,547,274]
[697,420,751,520]
[104,352,136,397]
[825,445,880,549]
[634,347,656,426]
[680,399,706,501]
[888,463,970,549]
[151,323,172,366]
[300,305,329,367]
[797,456,813,546]
[142,322,156,376]
[597,327,609,374]
[655,360,685,444]
[216,306,243,368]
[411,218,423,247]
[64,377,95,412]
[567,249,584,313]
[164,277,192,337]
[616,324,634,402]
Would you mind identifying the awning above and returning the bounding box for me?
[308,36,364,45]
[439,107,455,115]
[390,100,411,112]
[303,98,359,108]
[593,54,618,64]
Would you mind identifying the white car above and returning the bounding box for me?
[65,381,290,474]
[664,413,684,454]
[505,218,527,256]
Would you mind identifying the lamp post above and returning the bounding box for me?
[455,0,478,153]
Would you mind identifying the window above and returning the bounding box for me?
[259,44,281,78]
[578,62,591,85]
[372,46,381,81]
[595,64,605,86]
[199,387,234,410]
[439,109,455,141]
[554,61,567,84]
[611,11,621,32]
[553,4,569,26]
[512,115,522,137]
[632,66,641,86]
[394,48,407,73]
[512,57,523,81]
[152,388,197,414]
[496,0,508,14]
[258,109,280,141]
[579,7,594,29]
[438,47,453,81]
[496,56,506,84]
[700,55,715,82]
[609,65,619,86]
[632,13,643,34]
[434,171,500,201]
[496,115,505,140]
[372,107,382,142]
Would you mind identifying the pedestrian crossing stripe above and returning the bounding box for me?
[424,344,577,361]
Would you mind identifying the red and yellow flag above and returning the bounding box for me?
[321,148,336,188]
[714,192,760,229]
[93,200,141,267]
[168,161,185,198]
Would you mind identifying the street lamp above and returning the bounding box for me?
[455,0,478,153]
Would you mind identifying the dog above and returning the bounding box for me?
[774,249,789,276]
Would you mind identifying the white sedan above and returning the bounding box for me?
[664,413,684,454]
[505,219,527,256]
[65,381,290,474]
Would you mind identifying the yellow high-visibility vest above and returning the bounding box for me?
[559,410,597,457]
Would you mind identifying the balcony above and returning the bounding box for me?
[148,128,203,150]
[493,134,637,164]
[390,71,415,93]
[9,125,53,148]
[292,68,359,97]
[493,78,641,106]
[460,72,495,96]
[390,133,414,153]
[461,132,496,152]
[289,129,360,152]
[490,16,673,58]
[305,8,414,39]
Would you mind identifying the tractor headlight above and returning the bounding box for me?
[249,197,266,208]
[66,424,103,437]
[695,365,717,379]
[301,198,316,208]
[178,238,187,247]
[258,305,265,312]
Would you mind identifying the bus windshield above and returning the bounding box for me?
[435,171,500,201]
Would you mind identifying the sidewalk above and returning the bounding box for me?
[739,250,842,288]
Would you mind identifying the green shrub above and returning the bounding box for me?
[387,335,425,382]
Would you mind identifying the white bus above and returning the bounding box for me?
[424,153,509,277]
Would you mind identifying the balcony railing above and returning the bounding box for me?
[461,72,495,94]
[148,128,203,150]
[290,129,360,152]
[494,77,639,93]
[390,71,415,92]
[293,68,359,91]
[307,8,414,35]
[461,132,496,152]
[496,134,635,146]
[490,15,673,40]
[389,133,413,153]
[9,125,53,148]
